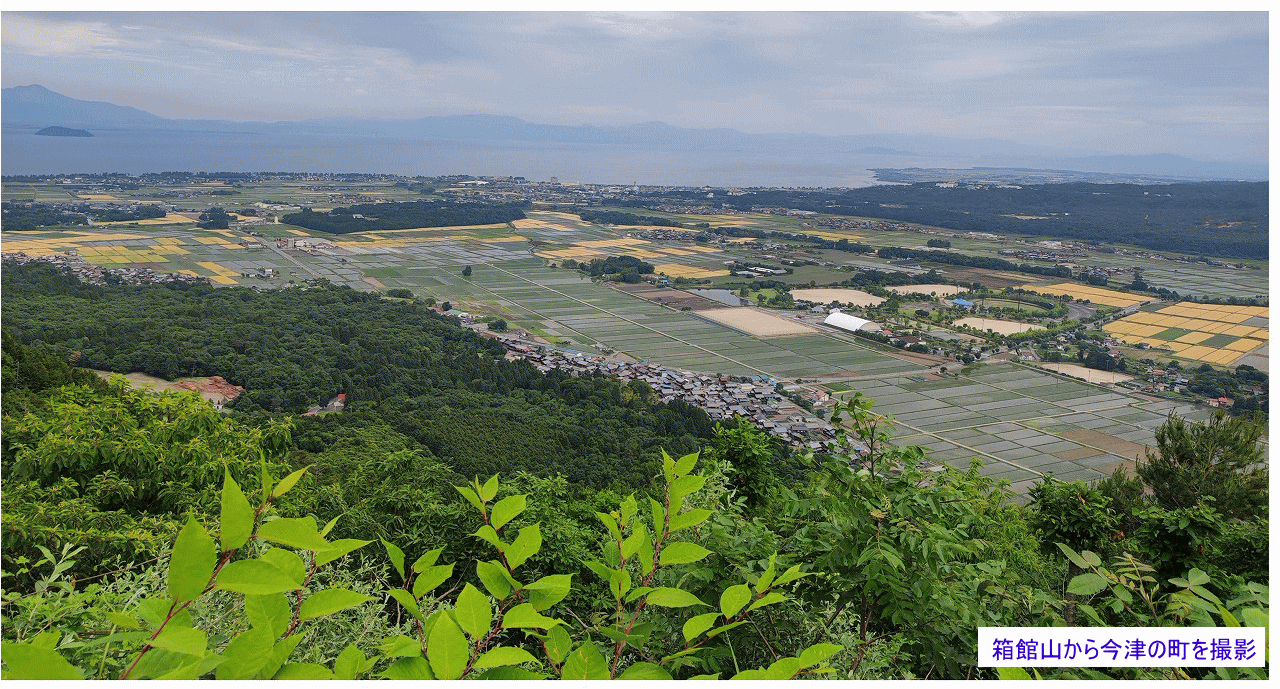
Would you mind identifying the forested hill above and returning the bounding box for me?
[282,200,527,234]
[1,260,714,488]
[654,181,1268,259]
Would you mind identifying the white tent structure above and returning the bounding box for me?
[823,311,879,333]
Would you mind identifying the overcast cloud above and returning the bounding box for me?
[1,11,1267,163]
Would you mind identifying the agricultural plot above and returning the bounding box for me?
[1104,303,1268,367]
[1019,282,1151,308]
[693,308,818,337]
[953,318,1041,335]
[885,283,967,297]
[840,364,1213,502]
[791,288,885,306]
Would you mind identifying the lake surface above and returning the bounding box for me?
[0,126,949,187]
[690,288,748,306]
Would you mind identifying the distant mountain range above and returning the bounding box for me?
[1,84,1266,181]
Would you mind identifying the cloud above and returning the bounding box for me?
[913,12,1013,29]
[1,14,121,56]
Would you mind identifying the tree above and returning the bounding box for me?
[1136,410,1267,520]
[441,301,452,312]
[488,318,508,332]
[197,207,232,229]
[462,266,472,277]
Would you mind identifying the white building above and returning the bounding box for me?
[823,310,880,333]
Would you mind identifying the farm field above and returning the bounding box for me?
[953,317,1041,335]
[1035,363,1134,385]
[1104,302,1269,368]
[885,283,966,296]
[693,307,818,337]
[1018,282,1152,308]
[840,364,1215,502]
[790,288,885,306]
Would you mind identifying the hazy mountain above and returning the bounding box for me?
[1,84,1265,181]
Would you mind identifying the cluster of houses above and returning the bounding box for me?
[2,252,207,286]
[493,336,838,449]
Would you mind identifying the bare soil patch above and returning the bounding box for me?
[93,371,243,405]
[886,283,966,297]
[694,308,818,337]
[1036,363,1133,385]
[791,288,885,306]
[954,317,1041,335]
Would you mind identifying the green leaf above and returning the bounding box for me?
[244,593,291,640]
[411,547,445,573]
[479,474,499,502]
[472,524,504,551]
[0,643,83,679]
[473,646,538,670]
[375,635,423,658]
[747,591,787,612]
[256,634,303,679]
[259,548,305,585]
[388,589,424,622]
[621,522,647,560]
[382,539,406,581]
[561,641,610,680]
[689,673,721,680]
[731,668,770,680]
[720,584,751,618]
[798,643,842,668]
[270,466,308,498]
[506,524,542,570]
[380,657,434,680]
[668,508,713,533]
[149,626,208,657]
[456,485,485,515]
[300,588,372,621]
[1067,572,1108,596]
[756,554,778,593]
[105,611,141,630]
[155,652,225,680]
[273,663,334,680]
[427,612,469,680]
[490,494,527,531]
[682,612,721,642]
[660,541,712,566]
[260,461,272,506]
[412,563,455,600]
[1056,543,1088,569]
[620,661,673,679]
[773,564,810,587]
[502,602,561,630]
[453,584,492,640]
[314,538,371,568]
[1240,607,1267,629]
[215,559,303,595]
[220,472,255,552]
[645,587,706,608]
[649,498,665,536]
[333,644,368,681]
[476,560,512,599]
[320,515,341,537]
[257,517,330,552]
[1217,605,1240,627]
[706,621,748,639]
[216,626,275,680]
[543,624,573,664]
[595,512,623,542]
[474,666,547,680]
[998,666,1033,680]
[673,451,699,477]
[763,657,800,679]
[168,517,215,605]
[526,573,573,612]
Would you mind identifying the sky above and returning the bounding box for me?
[0,9,1269,163]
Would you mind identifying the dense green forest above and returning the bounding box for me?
[0,260,1268,680]
[578,209,684,228]
[637,182,1268,259]
[282,200,528,234]
[1,202,90,230]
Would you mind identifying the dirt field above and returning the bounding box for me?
[611,284,724,310]
[694,308,817,337]
[791,288,885,306]
[954,317,1041,335]
[934,267,1030,290]
[92,371,243,405]
[1037,363,1134,385]
[886,284,966,297]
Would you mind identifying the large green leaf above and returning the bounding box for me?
[1067,572,1108,596]
[997,666,1033,680]
[645,587,706,608]
[505,524,542,570]
[256,635,303,679]
[453,584,492,640]
[489,494,527,531]
[380,657,434,680]
[542,625,573,664]
[668,509,713,533]
[387,589,423,622]
[427,612,469,680]
[0,643,83,679]
[155,653,225,680]
[314,539,372,568]
[215,559,303,595]
[244,593,291,640]
[747,591,787,612]
[479,474,499,502]
[682,612,720,643]
[797,643,842,668]
[561,641,610,680]
[273,663,334,679]
[259,548,305,586]
[375,635,423,658]
[672,451,699,476]
[332,644,369,680]
[476,560,512,599]
[659,541,712,566]
[300,588,373,621]
[413,563,455,600]
[270,466,309,499]
[472,646,538,670]
[148,626,208,657]
[720,584,751,619]
[411,546,445,573]
[382,539,406,581]
[256,517,330,552]
[219,472,255,552]
[526,573,573,611]
[215,626,275,680]
[502,602,561,630]
[168,517,215,605]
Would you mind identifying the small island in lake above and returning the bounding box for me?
[35,126,93,137]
